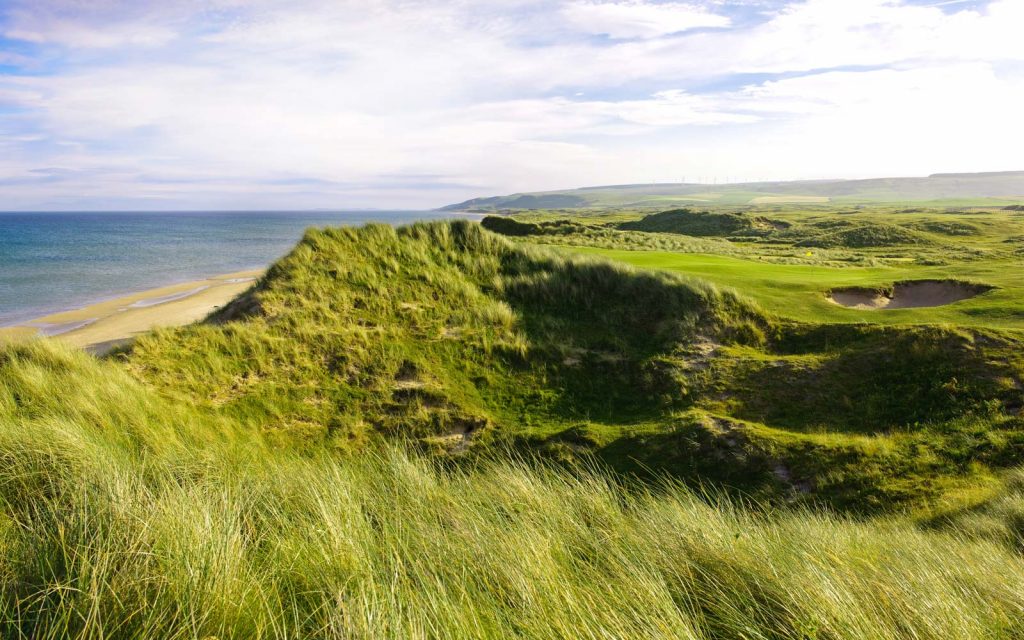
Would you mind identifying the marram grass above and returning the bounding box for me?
[5,219,1024,638]
[118,221,1024,511]
[3,342,1024,639]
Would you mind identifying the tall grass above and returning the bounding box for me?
[112,221,1024,512]
[4,342,1024,638]
[123,221,767,444]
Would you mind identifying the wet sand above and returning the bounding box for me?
[0,270,262,355]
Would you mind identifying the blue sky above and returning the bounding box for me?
[0,0,1022,210]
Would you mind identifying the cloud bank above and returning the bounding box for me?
[0,0,1022,209]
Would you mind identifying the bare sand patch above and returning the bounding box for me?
[127,286,210,308]
[3,270,262,354]
[828,280,993,310]
[32,318,99,337]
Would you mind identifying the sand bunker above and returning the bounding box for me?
[828,280,993,310]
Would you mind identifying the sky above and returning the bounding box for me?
[0,0,1022,210]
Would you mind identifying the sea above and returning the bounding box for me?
[0,210,465,326]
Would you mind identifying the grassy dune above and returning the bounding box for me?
[4,219,1024,636]
[115,221,1024,511]
[4,343,1024,638]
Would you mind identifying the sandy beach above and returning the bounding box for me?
[0,270,262,354]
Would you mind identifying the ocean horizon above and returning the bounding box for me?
[0,210,465,327]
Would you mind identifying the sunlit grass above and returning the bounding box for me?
[4,343,1024,638]
[5,217,1024,637]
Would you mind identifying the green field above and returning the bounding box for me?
[477,208,1024,511]
[5,215,1024,637]
[565,249,1024,329]
[443,171,1024,211]
[494,205,1024,329]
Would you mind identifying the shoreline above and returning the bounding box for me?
[0,270,263,355]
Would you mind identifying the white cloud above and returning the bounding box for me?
[722,63,1024,177]
[3,6,180,48]
[0,0,1022,208]
[562,1,730,38]
[724,0,1024,73]
[6,22,176,48]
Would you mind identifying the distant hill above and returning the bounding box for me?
[440,171,1024,210]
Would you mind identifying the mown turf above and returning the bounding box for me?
[560,248,1024,329]
[485,206,1024,329]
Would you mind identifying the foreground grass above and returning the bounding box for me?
[5,219,1024,637]
[4,343,1024,639]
